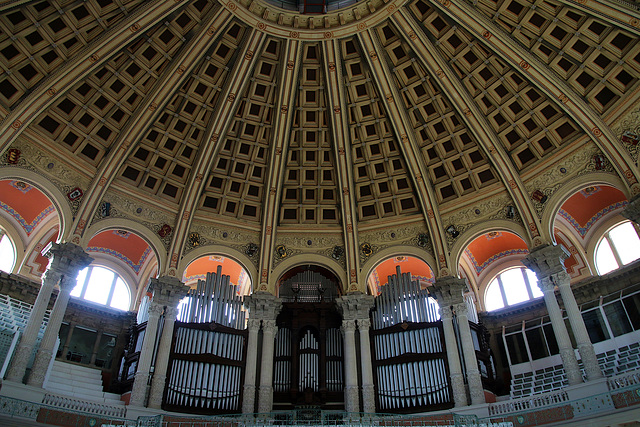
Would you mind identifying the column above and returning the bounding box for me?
[522,245,602,385]
[246,292,282,413]
[138,276,188,408]
[358,318,376,413]
[61,321,77,360]
[242,318,261,413]
[147,307,179,408]
[90,328,104,365]
[432,276,485,406]
[336,293,374,413]
[129,302,163,406]
[454,301,485,405]
[341,319,359,412]
[555,271,603,380]
[439,305,467,407]
[28,275,78,387]
[6,242,92,384]
[258,319,278,413]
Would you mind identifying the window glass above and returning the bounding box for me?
[484,267,541,311]
[609,222,640,265]
[0,234,16,273]
[485,279,504,311]
[501,268,529,306]
[596,221,640,274]
[582,309,610,343]
[603,301,633,337]
[72,266,131,311]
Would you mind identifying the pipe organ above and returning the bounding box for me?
[371,267,452,412]
[164,266,247,414]
[274,269,344,409]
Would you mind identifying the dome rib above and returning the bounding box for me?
[71,8,233,242]
[0,0,185,155]
[257,38,301,292]
[393,10,542,245]
[429,0,640,190]
[322,39,362,292]
[358,30,451,275]
[168,30,267,277]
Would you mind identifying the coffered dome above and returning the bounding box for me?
[1,0,639,295]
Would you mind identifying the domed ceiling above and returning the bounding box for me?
[0,0,639,293]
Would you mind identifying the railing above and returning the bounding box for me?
[42,393,127,418]
[607,370,640,390]
[487,390,569,416]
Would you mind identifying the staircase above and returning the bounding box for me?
[43,360,126,417]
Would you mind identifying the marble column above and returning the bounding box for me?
[7,242,92,383]
[523,245,594,384]
[432,276,485,406]
[138,275,188,408]
[245,292,282,413]
[147,306,179,408]
[555,271,603,380]
[622,195,640,225]
[438,305,467,407]
[129,302,164,406]
[258,319,278,413]
[454,301,485,405]
[358,318,376,413]
[28,275,78,387]
[341,319,359,412]
[242,318,261,413]
[336,293,374,413]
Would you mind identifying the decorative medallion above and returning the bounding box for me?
[158,224,172,238]
[67,187,83,201]
[6,148,20,164]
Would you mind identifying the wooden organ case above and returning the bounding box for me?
[273,269,344,410]
[371,267,453,412]
[163,266,247,414]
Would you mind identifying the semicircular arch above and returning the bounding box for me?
[360,245,437,292]
[270,254,348,295]
[178,244,258,294]
[0,169,71,241]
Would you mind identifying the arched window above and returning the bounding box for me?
[0,233,16,273]
[595,221,640,275]
[485,267,542,311]
[71,266,131,311]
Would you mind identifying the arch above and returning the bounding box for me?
[542,172,629,244]
[178,244,258,294]
[271,254,348,296]
[82,218,166,275]
[450,220,530,271]
[360,245,437,292]
[0,169,71,240]
[0,217,25,274]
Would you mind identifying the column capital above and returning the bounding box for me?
[148,303,165,318]
[431,276,467,306]
[58,275,77,293]
[452,302,468,317]
[336,293,374,320]
[522,244,569,278]
[262,319,278,335]
[341,319,357,334]
[247,318,261,331]
[148,276,188,308]
[244,292,282,321]
[622,195,640,224]
[358,318,371,330]
[538,276,556,293]
[44,242,93,277]
[438,305,454,319]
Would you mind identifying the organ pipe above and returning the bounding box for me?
[371,267,451,411]
[164,266,247,413]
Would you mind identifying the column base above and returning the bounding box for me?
[242,385,257,414]
[467,368,485,405]
[559,347,583,385]
[450,372,467,407]
[129,372,151,407]
[577,343,604,381]
[5,344,32,383]
[344,385,359,413]
[147,374,166,409]
[362,384,376,413]
[26,348,55,388]
[258,385,273,413]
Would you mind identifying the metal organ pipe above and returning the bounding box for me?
[371,266,451,410]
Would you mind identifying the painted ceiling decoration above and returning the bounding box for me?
[0,0,638,292]
[0,180,55,236]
